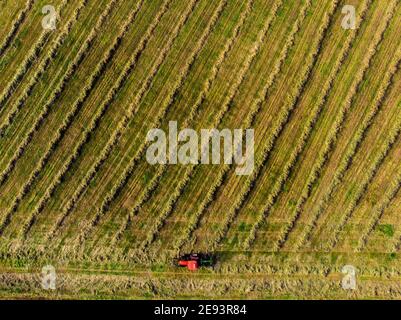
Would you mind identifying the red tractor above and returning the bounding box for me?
[177,253,214,271]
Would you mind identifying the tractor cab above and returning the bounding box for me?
[177,253,214,271]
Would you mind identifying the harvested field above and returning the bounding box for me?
[0,0,401,299]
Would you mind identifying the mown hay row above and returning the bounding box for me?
[312,2,400,223]
[0,0,116,136]
[174,0,312,253]
[293,0,396,250]
[140,0,285,253]
[242,0,339,250]
[358,159,401,252]
[0,0,35,58]
[74,0,226,249]
[0,0,89,187]
[306,1,400,250]
[0,0,109,234]
[109,0,252,247]
[276,0,377,251]
[322,30,401,251]
[322,30,401,250]
[183,0,327,252]
[110,165,168,245]
[43,0,166,242]
[4,264,401,299]
[46,1,190,242]
[18,0,132,238]
[329,55,401,250]
[0,0,71,110]
[87,1,283,256]
[44,0,192,243]
[329,116,401,250]
[279,0,374,251]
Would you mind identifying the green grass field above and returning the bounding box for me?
[1,0,401,299]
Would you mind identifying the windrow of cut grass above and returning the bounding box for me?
[85,0,247,251]
[111,0,290,259]
[248,0,376,251]
[13,0,138,239]
[137,0,284,254]
[186,0,335,254]
[246,0,370,252]
[177,0,319,254]
[0,0,93,187]
[0,0,34,58]
[314,26,401,252]
[262,0,401,253]
[0,0,112,235]
[1,0,401,297]
[0,0,109,137]
[303,0,401,251]
[0,0,103,173]
[6,267,401,300]
[356,143,401,252]
[72,0,227,251]
[357,121,401,253]
[357,138,401,254]
[238,0,338,251]
[152,0,335,259]
[328,65,401,251]
[22,0,171,244]
[359,160,401,252]
[0,1,70,128]
[89,0,253,254]
[329,114,401,248]
[258,0,387,251]
[331,104,401,252]
[391,188,401,252]
[199,0,339,254]
[41,0,202,253]
[0,0,72,110]
[295,1,399,251]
